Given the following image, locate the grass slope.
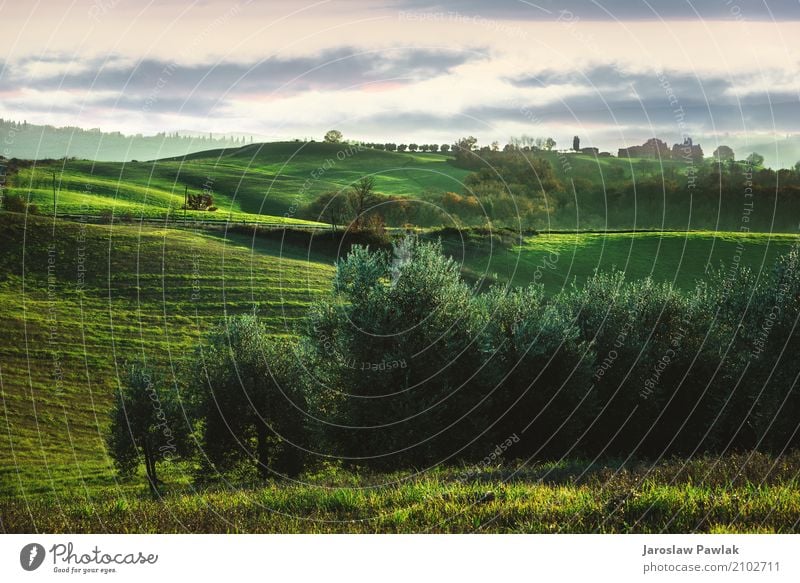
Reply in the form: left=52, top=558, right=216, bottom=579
left=445, top=230, right=799, bottom=292
left=0, top=213, right=335, bottom=498
left=1, top=213, right=797, bottom=505
left=7, top=142, right=470, bottom=223
left=3, top=453, right=798, bottom=533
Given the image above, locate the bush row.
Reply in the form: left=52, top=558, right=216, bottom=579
left=111, top=238, right=800, bottom=483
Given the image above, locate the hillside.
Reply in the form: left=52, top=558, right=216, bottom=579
left=0, top=214, right=336, bottom=497
left=2, top=213, right=797, bottom=499
left=6, top=140, right=798, bottom=231
left=0, top=119, right=256, bottom=162
left=4, top=142, right=470, bottom=224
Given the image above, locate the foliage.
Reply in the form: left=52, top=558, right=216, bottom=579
left=306, top=237, right=485, bottom=468
left=107, top=364, right=190, bottom=493
left=324, top=130, right=343, bottom=143
left=183, top=192, right=214, bottom=211
left=2, top=194, right=38, bottom=214
left=746, top=152, right=765, bottom=167
left=189, top=315, right=311, bottom=478
left=303, top=190, right=353, bottom=230
left=297, top=237, right=800, bottom=467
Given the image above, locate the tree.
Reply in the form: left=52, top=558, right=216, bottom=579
left=304, top=191, right=353, bottom=231
left=183, top=192, right=214, bottom=211
left=397, top=144, right=408, bottom=152
left=192, top=316, right=309, bottom=478
left=324, top=130, right=343, bottom=143
left=573, top=136, right=580, bottom=151
left=455, top=136, right=477, bottom=152
left=348, top=176, right=378, bottom=229
left=408, top=143, right=418, bottom=152
left=452, top=136, right=479, bottom=168
left=544, top=137, right=556, bottom=151
left=429, top=144, right=439, bottom=153
left=307, top=238, right=485, bottom=467
left=713, top=145, right=735, bottom=162
left=440, top=144, right=450, bottom=153
left=107, top=364, right=189, bottom=494
left=746, top=152, right=765, bottom=167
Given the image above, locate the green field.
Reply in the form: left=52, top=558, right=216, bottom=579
left=1, top=211, right=797, bottom=507
left=0, top=213, right=335, bottom=499
left=6, top=142, right=471, bottom=223
left=3, top=453, right=798, bottom=533
left=438, top=229, right=798, bottom=292
left=7, top=142, right=697, bottom=227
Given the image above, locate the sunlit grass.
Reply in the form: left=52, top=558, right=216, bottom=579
left=4, top=454, right=798, bottom=533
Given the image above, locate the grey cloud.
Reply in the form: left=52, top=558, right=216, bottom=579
left=391, top=0, right=800, bottom=21
left=510, top=65, right=736, bottom=110
left=495, top=65, right=800, bottom=135
left=2, top=46, right=480, bottom=97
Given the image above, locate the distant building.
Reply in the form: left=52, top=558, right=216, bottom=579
left=618, top=138, right=672, bottom=159
left=672, top=137, right=704, bottom=162
left=580, top=147, right=599, bottom=155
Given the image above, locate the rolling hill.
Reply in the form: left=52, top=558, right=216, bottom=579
left=4, top=142, right=471, bottom=225
left=2, top=211, right=797, bottom=500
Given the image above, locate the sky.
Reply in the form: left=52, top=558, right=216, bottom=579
left=1, top=0, right=799, bottom=152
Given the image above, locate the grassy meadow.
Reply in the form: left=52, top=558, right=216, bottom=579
left=1, top=210, right=797, bottom=506
left=3, top=453, right=799, bottom=533
left=7, top=142, right=470, bottom=223
left=436, top=228, right=798, bottom=291
left=0, top=213, right=335, bottom=499
left=1, top=141, right=798, bottom=533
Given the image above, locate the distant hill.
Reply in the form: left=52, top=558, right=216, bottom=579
left=0, top=119, right=256, bottom=162
left=4, top=141, right=469, bottom=223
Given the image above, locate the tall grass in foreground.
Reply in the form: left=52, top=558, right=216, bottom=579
left=3, top=452, right=799, bottom=533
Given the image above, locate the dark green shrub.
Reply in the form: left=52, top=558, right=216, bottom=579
left=307, top=237, right=486, bottom=468
left=191, top=315, right=311, bottom=478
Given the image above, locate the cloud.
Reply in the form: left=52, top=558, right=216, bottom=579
left=390, top=0, right=800, bottom=21
left=489, top=65, right=800, bottom=137
left=3, top=47, right=477, bottom=97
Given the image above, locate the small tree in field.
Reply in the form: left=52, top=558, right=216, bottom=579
left=348, top=176, right=378, bottom=230
left=192, top=315, right=309, bottom=478
left=107, top=364, right=188, bottom=494
left=305, top=191, right=352, bottom=231
left=746, top=152, right=765, bottom=167
left=324, top=130, right=343, bottom=143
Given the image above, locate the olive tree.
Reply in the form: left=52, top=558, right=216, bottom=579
left=107, top=364, right=190, bottom=494
left=192, top=315, right=310, bottom=478
left=307, top=237, right=486, bottom=467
